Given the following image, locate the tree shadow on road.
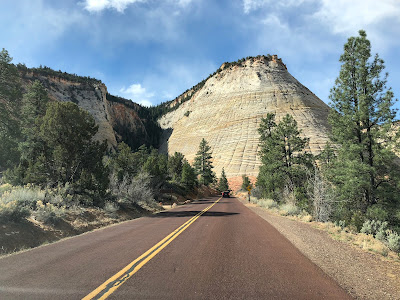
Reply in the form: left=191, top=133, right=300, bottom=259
left=151, top=211, right=239, bottom=218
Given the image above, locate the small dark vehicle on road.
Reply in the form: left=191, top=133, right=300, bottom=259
left=222, top=191, right=230, bottom=198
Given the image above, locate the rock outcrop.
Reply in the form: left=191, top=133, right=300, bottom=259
left=20, top=70, right=158, bottom=150
left=159, top=55, right=331, bottom=179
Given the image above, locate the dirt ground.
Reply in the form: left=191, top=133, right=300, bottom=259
left=238, top=197, right=400, bottom=299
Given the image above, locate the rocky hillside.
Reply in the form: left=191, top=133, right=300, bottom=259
left=158, top=55, right=331, bottom=179
left=18, top=66, right=161, bottom=150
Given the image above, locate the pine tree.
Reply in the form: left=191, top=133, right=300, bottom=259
left=181, top=160, right=197, bottom=189
left=168, top=152, right=185, bottom=181
left=15, top=102, right=109, bottom=205
left=257, top=113, right=312, bottom=201
left=19, top=80, right=49, bottom=161
left=193, top=138, right=215, bottom=186
left=0, top=49, right=22, bottom=171
left=327, top=30, right=399, bottom=214
left=218, top=168, right=229, bottom=191
left=109, top=142, right=137, bottom=181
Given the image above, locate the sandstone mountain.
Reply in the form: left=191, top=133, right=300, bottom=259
left=158, top=55, right=331, bottom=180
left=16, top=56, right=332, bottom=183
left=19, top=67, right=160, bottom=150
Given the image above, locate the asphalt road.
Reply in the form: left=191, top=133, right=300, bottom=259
left=0, top=196, right=351, bottom=299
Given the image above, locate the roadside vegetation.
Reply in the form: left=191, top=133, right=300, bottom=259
left=251, top=30, right=400, bottom=257
left=0, top=48, right=221, bottom=255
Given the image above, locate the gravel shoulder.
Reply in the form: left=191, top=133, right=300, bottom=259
left=239, top=198, right=400, bottom=300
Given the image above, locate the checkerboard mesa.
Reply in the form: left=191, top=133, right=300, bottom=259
left=158, top=55, right=330, bottom=179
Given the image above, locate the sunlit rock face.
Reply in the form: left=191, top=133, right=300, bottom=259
left=159, top=55, right=330, bottom=178
left=21, top=72, right=151, bottom=150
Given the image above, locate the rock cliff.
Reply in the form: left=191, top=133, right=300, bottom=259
left=159, top=55, right=331, bottom=179
left=19, top=69, right=159, bottom=150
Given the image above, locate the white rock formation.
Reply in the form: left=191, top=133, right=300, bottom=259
left=159, top=55, right=330, bottom=178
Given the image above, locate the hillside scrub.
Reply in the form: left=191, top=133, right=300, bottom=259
left=248, top=195, right=400, bottom=258
left=0, top=48, right=202, bottom=218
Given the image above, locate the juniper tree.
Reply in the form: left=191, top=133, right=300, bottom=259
left=13, top=102, right=109, bottom=205
left=327, top=30, right=399, bottom=215
left=194, top=138, right=215, bottom=186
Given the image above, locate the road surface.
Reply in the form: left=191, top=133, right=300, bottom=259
left=0, top=196, right=351, bottom=299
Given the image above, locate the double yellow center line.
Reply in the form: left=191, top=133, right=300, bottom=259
left=83, top=197, right=221, bottom=300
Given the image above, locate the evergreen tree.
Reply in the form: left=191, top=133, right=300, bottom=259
left=14, top=102, right=109, bottom=205
left=21, top=80, right=49, bottom=126
left=317, top=141, right=336, bottom=170
left=193, top=138, right=215, bottom=186
left=168, top=152, right=184, bottom=181
left=0, top=49, right=22, bottom=171
left=218, top=168, right=229, bottom=191
left=109, top=142, right=137, bottom=181
left=241, top=175, right=252, bottom=191
left=19, top=80, right=49, bottom=161
left=181, top=160, right=197, bottom=189
left=257, top=113, right=312, bottom=202
left=142, top=148, right=168, bottom=178
left=327, top=30, right=399, bottom=216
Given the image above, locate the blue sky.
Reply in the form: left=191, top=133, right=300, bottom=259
left=1, top=0, right=399, bottom=111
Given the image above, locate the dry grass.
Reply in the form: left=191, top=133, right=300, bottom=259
left=311, top=222, right=399, bottom=261
left=245, top=194, right=400, bottom=262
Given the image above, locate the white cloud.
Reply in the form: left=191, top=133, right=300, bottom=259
left=119, top=83, right=155, bottom=106
left=243, top=0, right=267, bottom=14
left=242, top=0, right=400, bottom=39
left=82, top=0, right=145, bottom=13
left=314, top=0, right=400, bottom=36
left=82, top=0, right=193, bottom=13
left=243, top=0, right=310, bottom=14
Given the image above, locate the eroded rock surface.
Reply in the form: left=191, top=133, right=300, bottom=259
left=21, top=72, right=154, bottom=150
left=159, top=56, right=330, bottom=178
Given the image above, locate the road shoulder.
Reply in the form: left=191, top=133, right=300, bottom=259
left=238, top=198, right=400, bottom=300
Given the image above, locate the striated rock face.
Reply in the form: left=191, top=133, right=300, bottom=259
left=20, top=71, right=154, bottom=150
left=159, top=55, right=331, bottom=178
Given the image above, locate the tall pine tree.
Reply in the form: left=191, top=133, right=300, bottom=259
left=0, top=49, right=22, bottom=171
left=257, top=113, right=312, bottom=202
left=218, top=167, right=229, bottom=191
left=327, top=30, right=399, bottom=215
left=194, top=138, right=215, bottom=186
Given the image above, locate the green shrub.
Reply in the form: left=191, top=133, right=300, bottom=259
left=1, top=186, right=45, bottom=208
left=104, top=202, right=119, bottom=218
left=375, top=229, right=386, bottom=242
left=34, top=201, right=65, bottom=225
left=366, top=205, right=388, bottom=222
left=387, top=231, right=400, bottom=253
left=350, top=211, right=365, bottom=232
left=280, top=203, right=300, bottom=216
left=259, top=199, right=278, bottom=209
left=0, top=184, right=13, bottom=197
left=0, top=185, right=46, bottom=222
left=0, top=200, right=30, bottom=222
left=360, top=220, right=388, bottom=236
left=335, top=220, right=346, bottom=229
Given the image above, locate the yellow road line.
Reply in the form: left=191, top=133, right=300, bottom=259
left=83, top=197, right=221, bottom=300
